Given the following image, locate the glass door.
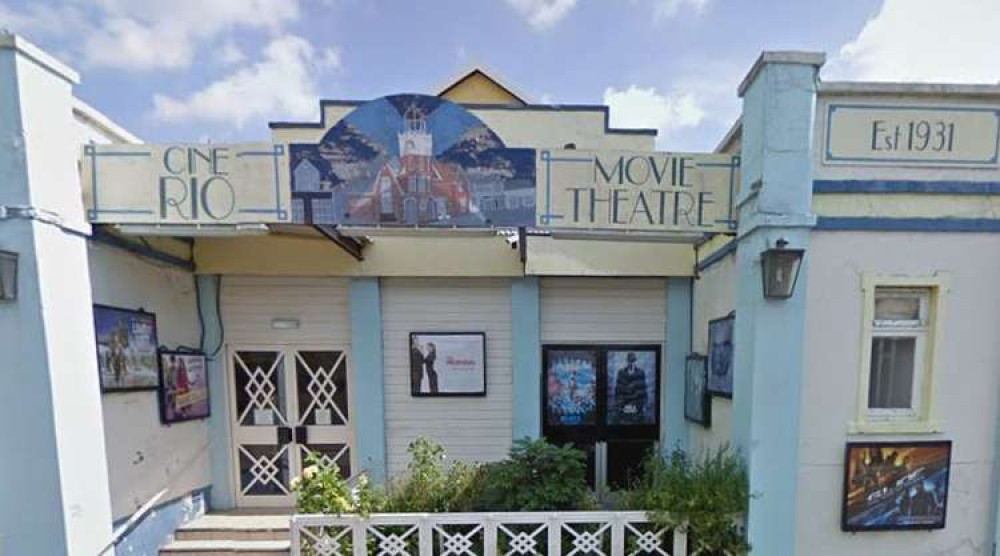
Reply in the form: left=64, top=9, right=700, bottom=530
left=229, top=346, right=352, bottom=508
left=542, top=345, right=661, bottom=490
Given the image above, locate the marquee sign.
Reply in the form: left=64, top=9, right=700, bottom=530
left=824, top=103, right=1000, bottom=167
left=537, top=149, right=740, bottom=233
left=82, top=143, right=290, bottom=224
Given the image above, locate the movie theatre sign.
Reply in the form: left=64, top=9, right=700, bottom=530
left=537, top=149, right=740, bottom=234
left=82, top=143, right=290, bottom=224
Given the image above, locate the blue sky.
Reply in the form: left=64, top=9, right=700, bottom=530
left=2, top=0, right=997, bottom=151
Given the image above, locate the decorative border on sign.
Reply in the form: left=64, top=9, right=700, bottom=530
left=85, top=145, right=155, bottom=221
left=823, top=103, right=1000, bottom=166
left=235, top=144, right=288, bottom=221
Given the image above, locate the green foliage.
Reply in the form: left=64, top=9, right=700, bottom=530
left=382, top=437, right=484, bottom=513
left=474, top=438, right=593, bottom=511
left=621, top=446, right=751, bottom=556
left=292, top=453, right=382, bottom=515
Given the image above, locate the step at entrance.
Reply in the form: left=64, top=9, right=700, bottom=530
left=161, top=514, right=291, bottom=556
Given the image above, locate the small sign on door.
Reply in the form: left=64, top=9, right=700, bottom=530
left=254, top=408, right=275, bottom=426
left=314, top=408, right=333, bottom=426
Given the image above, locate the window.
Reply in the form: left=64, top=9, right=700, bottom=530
left=854, top=274, right=947, bottom=434
left=868, top=289, right=926, bottom=416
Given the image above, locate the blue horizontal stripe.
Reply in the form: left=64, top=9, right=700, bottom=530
left=696, top=239, right=737, bottom=273
left=816, top=217, right=1000, bottom=232
left=814, top=180, right=1000, bottom=195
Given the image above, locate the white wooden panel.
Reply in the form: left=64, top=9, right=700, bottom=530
left=381, top=278, right=513, bottom=477
left=221, top=276, right=351, bottom=345
left=540, top=278, right=667, bottom=343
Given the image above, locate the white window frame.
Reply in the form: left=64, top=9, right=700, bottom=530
left=851, top=273, right=948, bottom=435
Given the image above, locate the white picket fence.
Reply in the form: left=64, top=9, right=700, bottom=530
left=291, top=511, right=687, bottom=556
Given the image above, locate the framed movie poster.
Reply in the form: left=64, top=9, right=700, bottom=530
left=684, top=354, right=710, bottom=426
left=409, top=332, right=486, bottom=396
left=707, top=314, right=734, bottom=397
left=842, top=441, right=952, bottom=531
left=94, top=305, right=159, bottom=392
left=545, top=348, right=598, bottom=426
left=606, top=349, right=658, bottom=426
left=158, top=351, right=211, bottom=423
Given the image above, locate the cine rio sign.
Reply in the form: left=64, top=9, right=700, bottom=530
left=82, top=143, right=290, bottom=225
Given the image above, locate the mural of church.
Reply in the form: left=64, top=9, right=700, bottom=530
left=289, top=94, right=536, bottom=227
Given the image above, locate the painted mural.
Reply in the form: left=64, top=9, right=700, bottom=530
left=289, top=94, right=536, bottom=227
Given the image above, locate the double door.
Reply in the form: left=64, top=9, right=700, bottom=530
left=543, top=344, right=661, bottom=490
left=228, top=346, right=353, bottom=507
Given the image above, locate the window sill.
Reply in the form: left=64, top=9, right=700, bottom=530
left=848, top=420, right=941, bottom=435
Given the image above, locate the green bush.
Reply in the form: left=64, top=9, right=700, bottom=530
left=621, top=446, right=751, bottom=556
left=475, top=438, right=593, bottom=511
left=383, top=437, right=483, bottom=513
left=292, top=453, right=382, bottom=515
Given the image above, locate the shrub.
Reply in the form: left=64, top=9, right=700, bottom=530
left=621, top=446, right=751, bottom=556
left=475, top=438, right=593, bottom=511
left=383, top=437, right=483, bottom=513
left=292, top=453, right=382, bottom=515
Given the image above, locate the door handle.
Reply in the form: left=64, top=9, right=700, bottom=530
left=277, top=426, right=292, bottom=445
left=294, top=426, right=308, bottom=445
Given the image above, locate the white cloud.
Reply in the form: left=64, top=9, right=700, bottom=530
left=151, top=35, right=339, bottom=129
left=653, top=0, right=709, bottom=22
left=505, top=0, right=578, bottom=30
left=604, top=85, right=706, bottom=145
left=829, top=0, right=1000, bottom=83
left=0, top=0, right=300, bottom=70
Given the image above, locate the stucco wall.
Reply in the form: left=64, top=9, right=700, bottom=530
left=797, top=231, right=1000, bottom=556
left=690, top=250, right=735, bottom=456
left=88, top=242, right=210, bottom=521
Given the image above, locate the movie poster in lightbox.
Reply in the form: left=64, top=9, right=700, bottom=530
left=410, top=332, right=486, bottom=396
left=545, top=349, right=598, bottom=426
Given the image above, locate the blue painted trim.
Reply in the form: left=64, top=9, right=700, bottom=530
left=695, top=238, right=737, bottom=273
left=349, top=278, right=388, bottom=483
left=511, top=277, right=542, bottom=440
left=90, top=227, right=195, bottom=272
left=199, top=275, right=235, bottom=510
left=816, top=216, right=1000, bottom=232
left=234, top=145, right=288, bottom=220
left=84, top=146, right=154, bottom=220
left=269, top=100, right=658, bottom=136
left=824, top=103, right=1000, bottom=165
left=664, top=278, right=692, bottom=454
left=814, top=179, right=1000, bottom=194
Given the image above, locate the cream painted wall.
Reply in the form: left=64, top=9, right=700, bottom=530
left=690, top=250, right=735, bottom=457
left=88, top=243, right=210, bottom=521
left=380, top=278, right=513, bottom=476
left=797, top=231, right=1000, bottom=556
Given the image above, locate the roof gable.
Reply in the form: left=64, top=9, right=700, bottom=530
left=437, top=68, right=526, bottom=106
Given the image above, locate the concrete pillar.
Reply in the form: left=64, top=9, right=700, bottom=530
left=663, top=277, right=692, bottom=454
left=199, top=274, right=236, bottom=509
left=349, top=277, right=388, bottom=482
left=511, top=277, right=541, bottom=440
left=730, top=51, right=824, bottom=556
left=0, top=33, right=115, bottom=556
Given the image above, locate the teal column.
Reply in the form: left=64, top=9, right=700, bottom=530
left=731, top=52, right=824, bottom=556
left=511, top=277, right=541, bottom=440
left=200, top=274, right=234, bottom=509
left=349, top=278, right=387, bottom=482
left=663, top=278, right=692, bottom=454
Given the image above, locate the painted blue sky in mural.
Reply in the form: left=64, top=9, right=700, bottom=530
left=2, top=0, right=995, bottom=151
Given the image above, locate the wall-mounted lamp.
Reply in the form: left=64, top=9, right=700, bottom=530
left=270, top=318, right=300, bottom=330
left=0, top=250, right=18, bottom=302
left=760, top=238, right=804, bottom=299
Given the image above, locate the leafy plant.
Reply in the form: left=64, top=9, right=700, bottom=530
left=475, top=438, right=593, bottom=511
left=383, top=437, right=483, bottom=513
left=621, top=446, right=751, bottom=556
left=292, top=453, right=382, bottom=515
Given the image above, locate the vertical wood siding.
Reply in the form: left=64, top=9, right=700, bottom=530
left=381, top=278, right=513, bottom=477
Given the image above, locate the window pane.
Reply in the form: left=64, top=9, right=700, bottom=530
left=874, top=293, right=921, bottom=321
left=868, top=337, right=916, bottom=409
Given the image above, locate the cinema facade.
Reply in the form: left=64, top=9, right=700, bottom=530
left=5, top=30, right=1000, bottom=556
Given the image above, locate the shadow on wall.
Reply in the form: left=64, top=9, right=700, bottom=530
left=113, top=490, right=206, bottom=556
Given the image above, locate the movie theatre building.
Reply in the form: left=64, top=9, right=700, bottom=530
left=6, top=32, right=1000, bottom=556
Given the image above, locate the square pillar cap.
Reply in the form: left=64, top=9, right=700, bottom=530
left=738, top=51, right=825, bottom=98
left=0, top=30, right=80, bottom=85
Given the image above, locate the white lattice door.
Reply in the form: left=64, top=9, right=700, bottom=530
left=228, top=346, right=353, bottom=508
